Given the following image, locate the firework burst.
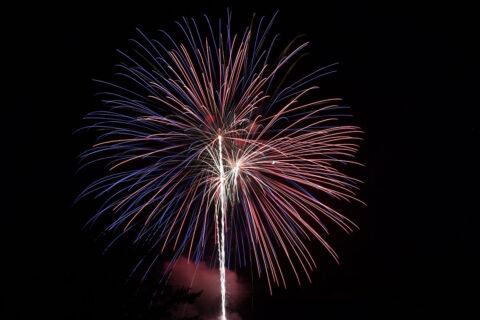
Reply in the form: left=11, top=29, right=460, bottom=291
left=77, top=10, right=364, bottom=318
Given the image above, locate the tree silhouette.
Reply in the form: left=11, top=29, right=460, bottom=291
left=120, top=273, right=202, bottom=320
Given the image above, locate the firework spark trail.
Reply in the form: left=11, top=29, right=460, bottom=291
left=217, top=135, right=227, bottom=320
left=77, top=10, right=364, bottom=319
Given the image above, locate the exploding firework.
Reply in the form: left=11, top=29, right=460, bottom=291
left=77, top=10, right=363, bottom=319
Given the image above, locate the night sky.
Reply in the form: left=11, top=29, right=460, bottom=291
left=5, top=1, right=479, bottom=319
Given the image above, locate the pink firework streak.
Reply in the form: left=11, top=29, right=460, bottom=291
left=77, top=10, right=364, bottom=319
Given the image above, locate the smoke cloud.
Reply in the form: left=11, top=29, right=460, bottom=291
left=165, top=257, right=249, bottom=319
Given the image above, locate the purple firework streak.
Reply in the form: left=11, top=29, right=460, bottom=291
left=77, top=10, right=364, bottom=318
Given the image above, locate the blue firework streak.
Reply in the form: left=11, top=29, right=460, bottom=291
left=76, top=10, right=364, bottom=296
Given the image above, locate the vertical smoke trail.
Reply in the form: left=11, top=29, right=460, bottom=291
left=217, top=135, right=227, bottom=320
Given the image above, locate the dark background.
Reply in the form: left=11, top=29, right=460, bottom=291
left=5, top=0, right=479, bottom=319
